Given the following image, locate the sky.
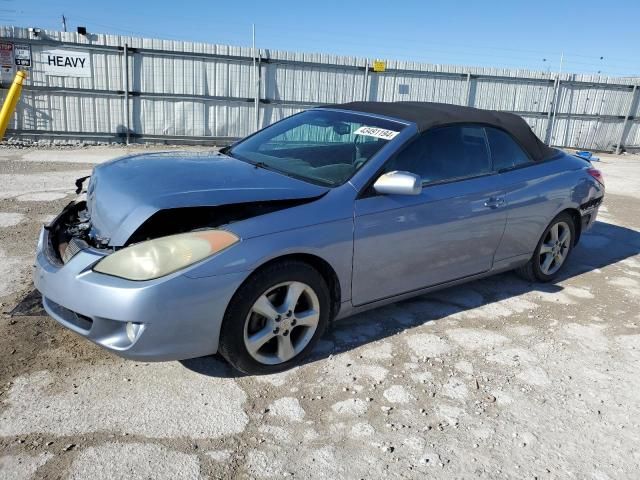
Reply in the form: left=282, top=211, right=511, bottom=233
left=4, top=0, right=640, bottom=77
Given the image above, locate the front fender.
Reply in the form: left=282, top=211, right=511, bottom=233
left=184, top=218, right=354, bottom=301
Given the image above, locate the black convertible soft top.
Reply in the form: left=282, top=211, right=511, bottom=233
left=321, top=101, right=556, bottom=162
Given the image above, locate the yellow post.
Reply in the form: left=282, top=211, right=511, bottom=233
left=0, top=70, right=27, bottom=140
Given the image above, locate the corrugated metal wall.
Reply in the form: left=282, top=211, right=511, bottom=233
left=1, top=26, right=638, bottom=151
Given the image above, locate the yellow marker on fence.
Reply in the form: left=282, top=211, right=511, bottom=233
left=372, top=60, right=386, bottom=73
left=0, top=70, right=27, bottom=140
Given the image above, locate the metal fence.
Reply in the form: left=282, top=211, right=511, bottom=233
left=1, top=25, right=638, bottom=151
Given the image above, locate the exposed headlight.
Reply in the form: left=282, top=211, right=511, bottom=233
left=93, top=230, right=239, bottom=281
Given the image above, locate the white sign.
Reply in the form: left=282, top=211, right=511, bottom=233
left=43, top=49, right=91, bottom=77
left=14, top=43, right=32, bottom=68
left=354, top=126, right=400, bottom=140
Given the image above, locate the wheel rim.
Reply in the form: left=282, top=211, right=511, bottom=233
left=539, top=221, right=571, bottom=275
left=243, top=281, right=320, bottom=365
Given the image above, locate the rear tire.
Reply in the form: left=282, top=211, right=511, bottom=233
left=517, top=212, right=575, bottom=283
left=219, top=260, right=330, bottom=375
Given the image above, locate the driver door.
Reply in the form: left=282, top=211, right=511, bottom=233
left=351, top=125, right=508, bottom=306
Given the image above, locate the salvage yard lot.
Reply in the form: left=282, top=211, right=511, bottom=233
left=0, top=146, right=639, bottom=479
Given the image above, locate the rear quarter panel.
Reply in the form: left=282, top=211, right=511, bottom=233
left=494, top=152, right=601, bottom=262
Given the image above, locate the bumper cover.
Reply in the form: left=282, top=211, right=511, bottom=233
left=33, top=227, right=247, bottom=361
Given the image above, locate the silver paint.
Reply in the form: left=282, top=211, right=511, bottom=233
left=33, top=110, right=604, bottom=362
left=373, top=171, right=422, bottom=196
left=243, top=281, right=320, bottom=365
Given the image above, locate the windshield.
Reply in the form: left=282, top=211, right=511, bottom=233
left=228, top=109, right=406, bottom=186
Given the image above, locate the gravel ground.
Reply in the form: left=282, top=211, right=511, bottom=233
left=0, top=146, right=639, bottom=479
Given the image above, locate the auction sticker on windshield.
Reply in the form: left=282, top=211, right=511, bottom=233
left=354, top=126, right=399, bottom=140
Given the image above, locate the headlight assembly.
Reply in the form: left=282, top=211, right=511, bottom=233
left=93, top=230, right=239, bottom=281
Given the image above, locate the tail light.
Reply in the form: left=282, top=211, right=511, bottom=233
left=587, top=168, right=604, bottom=187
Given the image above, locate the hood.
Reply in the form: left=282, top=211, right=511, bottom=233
left=87, top=151, right=328, bottom=246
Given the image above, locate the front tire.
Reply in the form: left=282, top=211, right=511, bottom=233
left=517, top=212, right=575, bottom=283
left=219, top=260, right=330, bottom=375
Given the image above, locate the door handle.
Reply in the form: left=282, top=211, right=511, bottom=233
left=484, top=196, right=505, bottom=209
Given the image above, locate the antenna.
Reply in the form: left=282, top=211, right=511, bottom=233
left=61, top=14, right=67, bottom=32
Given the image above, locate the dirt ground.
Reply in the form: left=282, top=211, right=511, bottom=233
left=0, top=146, right=639, bottom=480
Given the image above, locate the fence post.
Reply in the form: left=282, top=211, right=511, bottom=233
left=252, top=52, right=260, bottom=131
left=252, top=23, right=261, bottom=132
left=465, top=72, right=472, bottom=106
left=616, top=84, right=638, bottom=154
left=362, top=59, right=369, bottom=101
left=546, top=75, right=561, bottom=145
left=123, top=43, right=130, bottom=145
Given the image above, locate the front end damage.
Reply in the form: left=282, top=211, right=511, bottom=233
left=34, top=187, right=261, bottom=361
left=34, top=151, right=332, bottom=360
left=45, top=199, right=109, bottom=266
left=46, top=194, right=318, bottom=269
left=125, top=199, right=316, bottom=246
left=35, top=214, right=248, bottom=360
left=34, top=180, right=327, bottom=361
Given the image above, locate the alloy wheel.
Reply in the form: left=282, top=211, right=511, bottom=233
left=539, top=221, right=571, bottom=276
left=243, top=281, right=320, bottom=365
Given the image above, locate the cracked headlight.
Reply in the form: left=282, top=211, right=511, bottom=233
left=94, top=230, right=239, bottom=281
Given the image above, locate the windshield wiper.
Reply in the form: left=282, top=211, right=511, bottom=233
left=249, top=160, right=314, bottom=183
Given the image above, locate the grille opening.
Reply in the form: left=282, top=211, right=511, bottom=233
left=45, top=298, right=93, bottom=331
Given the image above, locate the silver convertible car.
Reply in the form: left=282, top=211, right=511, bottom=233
left=34, top=102, right=604, bottom=374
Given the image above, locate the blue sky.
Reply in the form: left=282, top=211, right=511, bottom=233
left=6, top=0, right=640, bottom=77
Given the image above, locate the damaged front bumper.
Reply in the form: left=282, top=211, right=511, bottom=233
left=33, top=225, right=247, bottom=361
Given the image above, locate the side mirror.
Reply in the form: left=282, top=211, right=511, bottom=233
left=373, top=171, right=422, bottom=195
